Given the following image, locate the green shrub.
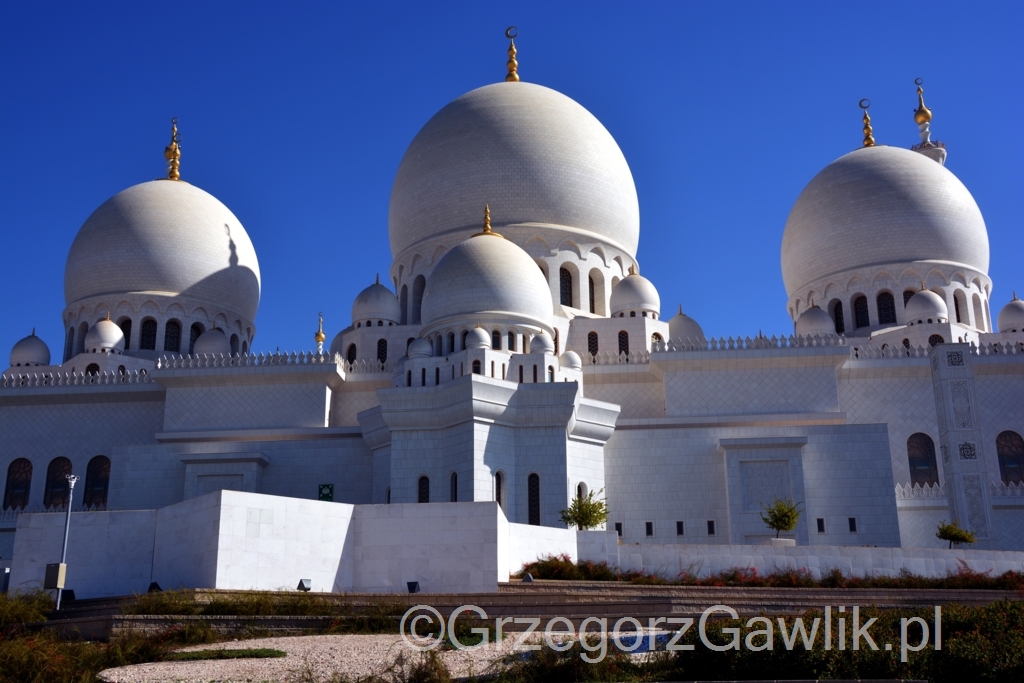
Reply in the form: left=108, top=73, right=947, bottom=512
left=0, top=590, right=54, bottom=631
left=938, top=520, right=978, bottom=549
left=759, top=497, right=804, bottom=538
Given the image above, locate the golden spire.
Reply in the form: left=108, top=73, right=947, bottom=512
left=914, top=78, right=932, bottom=125
left=164, top=117, right=181, bottom=180
left=505, top=27, right=519, bottom=82
left=627, top=264, right=637, bottom=276
left=473, top=204, right=504, bottom=238
left=315, top=312, right=326, bottom=344
left=859, top=99, right=875, bottom=147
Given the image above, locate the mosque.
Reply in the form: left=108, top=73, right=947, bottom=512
left=2, top=35, right=1023, bottom=596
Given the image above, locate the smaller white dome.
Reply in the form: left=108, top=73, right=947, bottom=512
left=10, top=331, right=50, bottom=367
left=795, top=305, right=836, bottom=336
left=559, top=350, right=582, bottom=370
left=997, top=294, right=1024, bottom=332
left=905, top=290, right=948, bottom=324
left=610, top=271, right=660, bottom=317
left=465, top=327, right=491, bottom=349
left=530, top=331, right=555, bottom=354
left=193, top=328, right=231, bottom=356
left=668, top=307, right=706, bottom=342
left=84, top=318, right=125, bottom=353
left=352, top=279, right=401, bottom=324
left=408, top=337, right=433, bottom=358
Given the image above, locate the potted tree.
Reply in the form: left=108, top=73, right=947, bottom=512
left=759, top=497, right=803, bottom=546
left=560, top=488, right=609, bottom=530
left=936, top=520, right=977, bottom=549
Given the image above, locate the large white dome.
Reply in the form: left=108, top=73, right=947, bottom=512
left=420, top=234, right=552, bottom=333
left=781, top=146, right=989, bottom=296
left=389, top=82, right=640, bottom=260
left=65, top=180, right=261, bottom=321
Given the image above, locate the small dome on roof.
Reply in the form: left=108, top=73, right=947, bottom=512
left=530, top=331, right=555, bottom=354
left=408, top=337, right=433, bottom=358
left=997, top=294, right=1024, bottom=332
left=193, top=328, right=231, bottom=356
left=465, top=326, right=491, bottom=349
left=83, top=318, right=125, bottom=353
left=610, top=270, right=660, bottom=317
left=668, top=306, right=706, bottom=342
left=9, top=331, right=50, bottom=367
left=559, top=349, right=582, bottom=370
left=905, top=289, right=948, bottom=324
left=352, top=278, right=401, bottom=324
left=795, top=305, right=836, bottom=336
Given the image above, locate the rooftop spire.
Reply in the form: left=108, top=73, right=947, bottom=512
left=315, top=312, right=326, bottom=344
left=164, top=118, right=181, bottom=180
left=859, top=99, right=875, bottom=147
left=473, top=204, right=504, bottom=238
left=375, top=273, right=380, bottom=285
left=913, top=78, right=932, bottom=125
left=909, top=78, right=947, bottom=164
left=505, top=27, right=519, bottom=82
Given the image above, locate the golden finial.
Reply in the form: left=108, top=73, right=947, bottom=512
left=473, top=204, right=504, bottom=238
left=505, top=27, right=519, bottom=82
left=164, top=117, right=181, bottom=180
left=914, top=78, right=932, bottom=125
left=627, top=264, right=637, bottom=276
left=105, top=312, right=111, bottom=321
left=315, top=312, right=326, bottom=344
left=859, top=99, right=875, bottom=148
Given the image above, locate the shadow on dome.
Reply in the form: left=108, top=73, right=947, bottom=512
left=179, top=264, right=261, bottom=322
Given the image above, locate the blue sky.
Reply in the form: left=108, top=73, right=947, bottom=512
left=2, top=1, right=1021, bottom=357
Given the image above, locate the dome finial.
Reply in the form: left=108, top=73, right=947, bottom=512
left=105, top=311, right=111, bottom=321
left=678, top=304, right=683, bottom=315
left=859, top=99, right=875, bottom=148
left=473, top=204, right=504, bottom=238
left=375, top=273, right=380, bottom=285
left=505, top=27, right=520, bottom=82
left=627, top=264, right=637, bottom=276
left=315, top=312, right=326, bottom=344
left=164, top=117, right=181, bottom=180
left=1014, top=291, right=1019, bottom=301
left=913, top=78, right=932, bottom=126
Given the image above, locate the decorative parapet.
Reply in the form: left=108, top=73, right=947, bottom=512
left=1, top=370, right=152, bottom=388
left=895, top=482, right=947, bottom=500
left=655, top=333, right=847, bottom=353
left=584, top=350, right=651, bottom=365
left=973, top=340, right=1024, bottom=357
left=990, top=480, right=1024, bottom=498
left=0, top=504, right=108, bottom=523
left=155, top=351, right=397, bottom=375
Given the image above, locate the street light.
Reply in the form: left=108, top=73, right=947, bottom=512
left=56, top=474, right=79, bottom=610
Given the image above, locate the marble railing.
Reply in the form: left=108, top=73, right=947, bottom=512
left=990, top=480, right=1024, bottom=498
left=895, top=482, right=947, bottom=500
left=655, top=333, right=847, bottom=354
left=1, top=370, right=152, bottom=388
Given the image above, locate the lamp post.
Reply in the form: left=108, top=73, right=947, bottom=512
left=56, top=474, right=79, bottom=610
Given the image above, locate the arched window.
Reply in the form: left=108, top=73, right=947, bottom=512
left=953, top=290, right=967, bottom=324
left=527, top=473, right=541, bottom=526
left=588, top=276, right=596, bottom=314
left=3, top=458, right=32, bottom=510
left=928, top=334, right=944, bottom=347
left=472, top=360, right=482, bottom=374
left=519, top=365, right=524, bottom=383
left=461, top=330, right=469, bottom=350
left=435, top=367, right=440, bottom=385
left=230, top=333, right=240, bottom=355
left=507, top=331, right=517, bottom=352
left=972, top=293, right=985, bottom=331
left=450, top=472, right=458, bottom=502
left=559, top=268, right=573, bottom=307
left=829, top=300, right=845, bottom=335
left=346, top=344, right=357, bottom=363
left=587, top=332, right=599, bottom=357
left=83, top=455, right=110, bottom=509
left=77, top=321, right=88, bottom=355
left=853, top=295, right=870, bottom=328
left=400, top=285, right=409, bottom=325
left=876, top=292, right=896, bottom=325
left=418, top=476, right=429, bottom=503
left=85, top=363, right=100, bottom=375
left=119, top=319, right=133, bottom=351
left=241, top=340, right=248, bottom=355
left=421, top=367, right=426, bottom=386
left=651, top=333, right=664, bottom=349
left=902, top=338, right=911, bottom=352
left=446, top=332, right=455, bottom=354
left=576, top=482, right=587, bottom=500
left=495, top=471, right=505, bottom=512
left=492, top=330, right=502, bottom=350
left=907, top=433, right=939, bottom=486
left=377, top=320, right=383, bottom=327
left=188, top=323, right=204, bottom=354
left=547, top=365, right=554, bottom=382
left=139, top=319, right=157, bottom=351
left=64, top=326, right=75, bottom=362
left=618, top=331, right=629, bottom=356
left=533, top=365, right=538, bottom=383
left=406, top=370, right=411, bottom=387
left=385, top=487, right=391, bottom=504
left=997, top=431, right=1024, bottom=485
left=43, top=457, right=73, bottom=508
left=377, top=339, right=388, bottom=364
left=164, top=320, right=182, bottom=353
left=434, top=336, right=443, bottom=356
left=629, top=311, right=636, bottom=317
left=412, top=275, right=426, bottom=325
left=118, top=365, right=125, bottom=375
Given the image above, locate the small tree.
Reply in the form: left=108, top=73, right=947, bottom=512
left=936, top=520, right=977, bottom=549
left=560, top=488, right=609, bottom=530
left=759, top=497, right=804, bottom=538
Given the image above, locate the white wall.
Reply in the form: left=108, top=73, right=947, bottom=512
left=508, top=522, right=577, bottom=574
